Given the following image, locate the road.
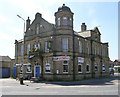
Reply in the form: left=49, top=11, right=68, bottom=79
left=0, top=73, right=119, bottom=95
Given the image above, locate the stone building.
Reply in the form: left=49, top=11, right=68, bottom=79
left=15, top=4, right=109, bottom=80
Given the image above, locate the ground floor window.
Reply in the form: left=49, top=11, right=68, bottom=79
left=45, top=61, right=51, bottom=73
left=86, top=63, right=90, bottom=73
left=63, top=61, right=68, bottom=73
left=102, top=64, right=105, bottom=72
left=20, top=66, right=23, bottom=73
left=95, top=64, right=98, bottom=72
left=78, top=64, right=82, bottom=73
left=26, top=65, right=32, bottom=73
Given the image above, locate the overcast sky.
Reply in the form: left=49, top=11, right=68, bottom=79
left=0, top=0, right=119, bottom=61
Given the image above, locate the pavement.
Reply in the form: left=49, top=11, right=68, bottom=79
left=0, top=73, right=120, bottom=95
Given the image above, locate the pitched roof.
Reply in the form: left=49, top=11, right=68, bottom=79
left=0, top=56, right=11, bottom=62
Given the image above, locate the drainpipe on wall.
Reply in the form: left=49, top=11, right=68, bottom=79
left=72, top=30, right=75, bottom=80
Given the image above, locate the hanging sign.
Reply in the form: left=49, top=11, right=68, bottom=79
left=53, top=56, right=70, bottom=61
left=78, top=57, right=84, bottom=63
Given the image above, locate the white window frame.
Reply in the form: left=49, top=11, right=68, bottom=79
left=27, top=43, right=30, bottom=55
left=21, top=45, right=23, bottom=56
left=63, top=61, right=68, bottom=74
left=57, top=17, right=60, bottom=26
left=62, top=38, right=68, bottom=52
left=79, top=41, right=82, bottom=53
left=26, top=65, right=32, bottom=73
left=63, top=17, right=67, bottom=25
left=78, top=64, right=82, bottom=73
left=45, top=61, right=51, bottom=73
left=86, top=63, right=90, bottom=73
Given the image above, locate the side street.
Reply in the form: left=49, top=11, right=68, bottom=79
left=1, top=73, right=119, bottom=95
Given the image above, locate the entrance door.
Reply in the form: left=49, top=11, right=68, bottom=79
left=34, top=66, right=40, bottom=78
left=13, top=66, right=16, bottom=78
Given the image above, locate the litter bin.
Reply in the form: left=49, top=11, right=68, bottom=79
left=20, top=77, right=23, bottom=85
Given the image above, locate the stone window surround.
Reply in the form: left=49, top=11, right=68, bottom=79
left=86, top=63, right=90, bottom=73
left=63, top=60, right=69, bottom=74
left=26, top=65, right=32, bottom=73
left=45, top=61, right=51, bottom=73
left=78, top=64, right=82, bottom=73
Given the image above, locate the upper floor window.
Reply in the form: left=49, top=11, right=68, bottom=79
left=34, top=43, right=37, bottom=49
left=36, top=24, right=39, bottom=34
left=63, top=17, right=67, bottom=25
left=87, top=43, right=89, bottom=55
left=38, top=43, right=40, bottom=50
left=62, top=38, right=68, bottom=52
left=79, top=41, right=82, bottom=53
left=45, top=41, right=49, bottom=53
left=97, top=47, right=99, bottom=55
left=57, top=18, right=60, bottom=26
left=69, top=18, right=72, bottom=26
left=27, top=44, right=30, bottom=55
left=94, top=46, right=96, bottom=56
left=21, top=45, right=23, bottom=56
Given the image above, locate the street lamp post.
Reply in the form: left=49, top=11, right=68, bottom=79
left=17, top=14, right=25, bottom=85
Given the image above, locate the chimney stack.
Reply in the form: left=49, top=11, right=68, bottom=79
left=26, top=17, right=31, bottom=31
left=81, top=23, right=87, bottom=32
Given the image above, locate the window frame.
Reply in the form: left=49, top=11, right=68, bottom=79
left=45, top=61, right=51, bottom=73
left=57, top=17, right=60, bottom=26
left=79, top=41, right=82, bottom=53
left=62, top=38, right=68, bottom=52
left=78, top=64, right=82, bottom=73
left=63, top=60, right=68, bottom=74
left=63, top=17, right=67, bottom=26
left=86, top=63, right=90, bottom=73
left=26, top=65, right=32, bottom=73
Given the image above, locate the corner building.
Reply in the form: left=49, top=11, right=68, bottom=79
left=15, top=4, right=109, bottom=80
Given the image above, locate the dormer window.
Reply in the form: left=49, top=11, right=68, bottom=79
left=63, top=17, right=67, bottom=25
left=57, top=18, right=60, bottom=26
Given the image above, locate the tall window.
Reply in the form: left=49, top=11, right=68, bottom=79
left=36, top=24, right=39, bottom=34
left=102, top=64, right=105, bottom=72
left=26, top=65, right=32, bottom=73
left=87, top=43, right=89, bottom=55
left=86, top=63, right=90, bottom=73
left=63, top=17, right=67, bottom=25
left=97, top=47, right=99, bottom=55
left=57, top=18, right=60, bottom=26
left=63, top=61, right=68, bottom=73
left=34, top=43, right=37, bottom=49
left=27, top=44, right=30, bottom=55
left=62, top=38, right=68, bottom=52
left=38, top=43, right=40, bottom=50
left=45, top=41, right=49, bottom=52
left=94, top=46, right=96, bottom=56
left=69, top=18, right=72, bottom=26
left=95, top=63, right=98, bottom=72
left=21, top=45, right=23, bottom=56
left=45, top=61, right=51, bottom=73
left=79, top=41, right=82, bottom=53
left=78, top=64, right=82, bottom=73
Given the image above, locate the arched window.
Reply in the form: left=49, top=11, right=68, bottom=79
left=86, top=63, right=90, bottom=73
left=57, top=18, right=60, bottom=26
left=79, top=41, right=82, bottom=53
left=63, top=17, right=67, bottom=25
